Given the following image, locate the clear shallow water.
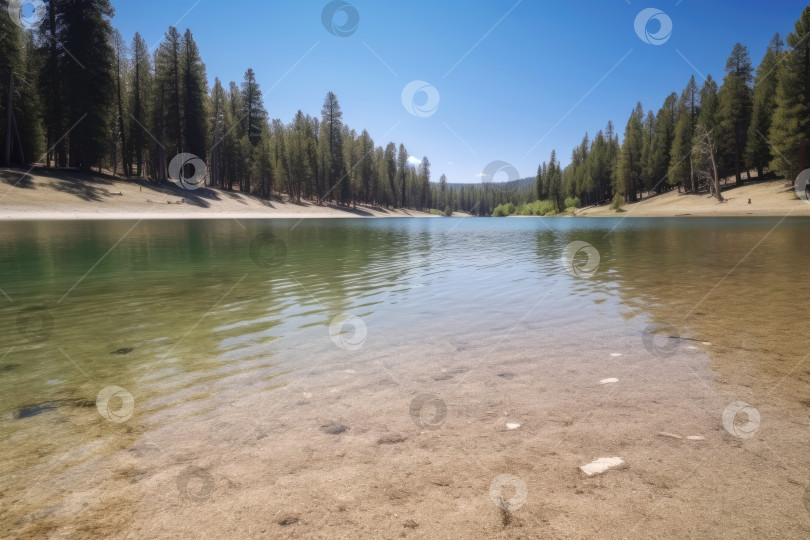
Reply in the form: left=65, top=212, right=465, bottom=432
left=2, top=216, right=810, bottom=419
left=2, top=216, right=810, bottom=534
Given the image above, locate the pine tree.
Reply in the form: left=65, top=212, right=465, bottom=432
left=669, top=77, right=700, bottom=192
left=617, top=103, right=644, bottom=201
left=535, top=162, right=544, bottom=201
left=304, top=114, right=319, bottom=200
left=269, top=118, right=286, bottom=196
left=128, top=32, right=152, bottom=177
left=110, top=29, right=128, bottom=176
left=698, top=76, right=720, bottom=132
left=649, top=93, right=677, bottom=192
left=225, top=81, right=246, bottom=190
left=155, top=26, right=182, bottom=160
left=547, top=149, right=563, bottom=209
left=208, top=77, right=228, bottom=188
left=320, top=91, right=347, bottom=203
left=746, top=34, right=783, bottom=178
left=640, top=110, right=656, bottom=192
left=384, top=142, right=397, bottom=207
left=37, top=0, right=65, bottom=166
left=2, top=6, right=42, bottom=165
left=182, top=30, right=208, bottom=163
left=241, top=68, right=266, bottom=147
left=60, top=0, right=116, bottom=172
left=17, top=31, right=43, bottom=164
left=769, top=7, right=810, bottom=180
left=396, top=143, right=408, bottom=207
left=719, top=43, right=754, bottom=185
left=438, top=173, right=448, bottom=209
left=419, top=156, right=431, bottom=210
left=252, top=122, right=273, bottom=198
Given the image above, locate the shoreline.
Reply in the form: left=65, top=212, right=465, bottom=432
left=0, top=167, right=445, bottom=221
left=2, top=168, right=808, bottom=220
left=573, top=176, right=810, bottom=218
left=0, top=211, right=444, bottom=221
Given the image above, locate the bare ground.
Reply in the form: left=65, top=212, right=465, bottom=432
left=576, top=174, right=810, bottom=217
left=0, top=167, right=445, bottom=220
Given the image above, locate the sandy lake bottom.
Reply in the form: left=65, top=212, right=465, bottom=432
left=2, top=217, right=810, bottom=539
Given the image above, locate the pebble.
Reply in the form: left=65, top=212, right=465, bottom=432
left=610, top=353, right=622, bottom=357
left=599, top=378, right=619, bottom=384
left=658, top=432, right=706, bottom=441
left=580, top=457, right=624, bottom=476
left=506, top=423, right=521, bottom=430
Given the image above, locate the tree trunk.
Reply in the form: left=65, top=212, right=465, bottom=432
left=710, top=145, right=722, bottom=201
left=157, top=145, right=167, bottom=181
left=690, top=156, right=696, bottom=193
left=734, top=133, right=743, bottom=186
left=4, top=70, right=12, bottom=166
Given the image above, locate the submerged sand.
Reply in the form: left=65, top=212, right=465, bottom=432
left=5, top=311, right=810, bottom=539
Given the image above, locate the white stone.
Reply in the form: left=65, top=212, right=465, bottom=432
left=506, top=423, right=521, bottom=430
left=599, top=378, right=619, bottom=384
left=580, top=457, right=624, bottom=476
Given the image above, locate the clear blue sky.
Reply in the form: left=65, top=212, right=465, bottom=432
left=111, top=0, right=807, bottom=183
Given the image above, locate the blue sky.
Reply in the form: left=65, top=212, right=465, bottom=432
left=111, top=0, right=807, bottom=183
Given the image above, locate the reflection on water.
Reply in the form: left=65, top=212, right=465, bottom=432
left=1, top=216, right=809, bottom=535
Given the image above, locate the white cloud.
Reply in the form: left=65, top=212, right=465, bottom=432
left=407, top=156, right=421, bottom=166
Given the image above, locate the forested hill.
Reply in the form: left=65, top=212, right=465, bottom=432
left=1, top=3, right=808, bottom=218
left=444, top=177, right=535, bottom=192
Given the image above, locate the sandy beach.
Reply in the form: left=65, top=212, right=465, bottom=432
left=576, top=175, right=810, bottom=217
left=3, top=168, right=809, bottom=220
left=0, top=168, right=442, bottom=220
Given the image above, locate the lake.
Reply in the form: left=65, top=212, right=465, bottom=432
left=2, top=217, right=809, bottom=538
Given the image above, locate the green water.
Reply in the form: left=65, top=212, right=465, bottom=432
left=2, top=216, right=810, bottom=417
left=2, top=216, right=810, bottom=534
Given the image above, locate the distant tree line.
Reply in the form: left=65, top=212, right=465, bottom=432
left=0, top=0, right=435, bottom=210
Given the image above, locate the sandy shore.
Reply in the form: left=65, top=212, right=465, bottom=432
left=0, top=167, right=444, bottom=220
left=576, top=176, right=810, bottom=217
left=4, top=167, right=808, bottom=220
